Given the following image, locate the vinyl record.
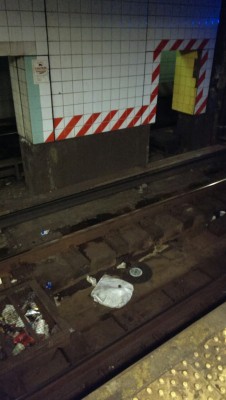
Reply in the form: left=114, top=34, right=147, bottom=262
left=122, top=262, right=152, bottom=284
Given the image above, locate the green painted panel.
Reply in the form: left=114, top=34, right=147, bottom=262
left=159, top=51, right=177, bottom=83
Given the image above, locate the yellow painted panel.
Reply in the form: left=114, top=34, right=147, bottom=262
left=172, top=51, right=198, bottom=115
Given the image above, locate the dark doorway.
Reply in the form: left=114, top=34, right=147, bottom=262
left=0, top=57, right=22, bottom=182
left=0, top=57, right=19, bottom=158
left=149, top=51, right=179, bottom=160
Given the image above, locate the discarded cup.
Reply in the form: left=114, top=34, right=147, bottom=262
left=12, top=343, right=25, bottom=356
left=35, top=318, right=45, bottom=335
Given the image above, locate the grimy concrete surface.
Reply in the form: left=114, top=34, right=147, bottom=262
left=1, top=169, right=226, bottom=398
left=2, top=144, right=226, bottom=259
left=84, top=303, right=226, bottom=400
left=0, top=144, right=225, bottom=214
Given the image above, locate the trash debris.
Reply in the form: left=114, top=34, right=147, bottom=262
left=2, top=305, right=25, bottom=328
left=22, top=294, right=49, bottom=339
left=25, top=309, right=41, bottom=318
left=138, top=183, right=148, bottom=194
left=139, top=243, right=169, bottom=262
left=12, top=343, right=25, bottom=356
left=86, top=275, right=97, bottom=287
left=13, top=331, right=35, bottom=347
left=41, top=229, right=50, bottom=236
left=34, top=317, right=47, bottom=336
left=116, top=261, right=127, bottom=269
left=45, top=281, right=53, bottom=290
left=51, top=324, right=60, bottom=335
left=0, top=291, right=51, bottom=359
left=91, top=275, right=134, bottom=309
left=10, top=278, right=18, bottom=284
left=0, top=278, right=2, bottom=285
left=54, top=294, right=62, bottom=307
left=211, top=210, right=226, bottom=221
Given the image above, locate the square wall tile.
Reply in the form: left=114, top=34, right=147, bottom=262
left=22, top=27, right=35, bottom=41
left=0, top=11, right=7, bottom=26
left=32, top=0, right=45, bottom=11
left=7, top=11, right=21, bottom=26
left=19, top=0, right=32, bottom=10
left=52, top=82, right=62, bottom=95
left=36, top=41, right=48, bottom=54
left=48, top=27, right=60, bottom=41
left=35, top=27, right=47, bottom=41
left=50, top=68, right=62, bottom=81
left=0, top=27, right=9, bottom=41
left=9, top=27, right=22, bottom=41
left=61, top=55, right=72, bottom=68
left=62, top=68, right=72, bottom=81
left=52, top=94, right=63, bottom=106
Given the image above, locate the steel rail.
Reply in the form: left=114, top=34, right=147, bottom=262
left=1, top=149, right=226, bottom=229
left=2, top=159, right=226, bottom=399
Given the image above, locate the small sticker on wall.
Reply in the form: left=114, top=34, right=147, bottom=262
left=32, top=59, right=49, bottom=84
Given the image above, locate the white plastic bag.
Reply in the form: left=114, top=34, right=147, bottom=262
left=91, top=274, right=134, bottom=309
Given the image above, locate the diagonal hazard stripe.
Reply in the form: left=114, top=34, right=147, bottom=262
left=45, top=117, right=63, bottom=142
left=54, top=117, right=63, bottom=128
left=170, top=39, right=184, bottom=51
left=76, top=113, right=101, bottom=137
left=153, top=39, right=169, bottom=61
left=195, top=97, right=207, bottom=114
left=195, top=89, right=204, bottom=105
left=94, top=110, right=118, bottom=134
left=45, top=131, right=55, bottom=143
left=150, top=86, right=159, bottom=102
left=200, top=51, right=208, bottom=68
left=197, top=71, right=206, bottom=87
left=198, top=39, right=209, bottom=50
left=127, top=105, right=148, bottom=128
left=185, top=39, right=197, bottom=51
left=57, top=115, right=82, bottom=140
left=111, top=108, right=134, bottom=131
left=152, top=64, right=160, bottom=83
left=142, top=105, right=157, bottom=125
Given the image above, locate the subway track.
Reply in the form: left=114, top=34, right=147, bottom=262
left=1, top=152, right=226, bottom=399
left=1, top=145, right=226, bottom=230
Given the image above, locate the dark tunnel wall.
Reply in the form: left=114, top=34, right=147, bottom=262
left=174, top=1, right=225, bottom=151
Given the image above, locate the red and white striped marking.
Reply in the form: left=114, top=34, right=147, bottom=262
left=46, top=38, right=211, bottom=142
left=150, top=38, right=210, bottom=117
left=194, top=50, right=209, bottom=114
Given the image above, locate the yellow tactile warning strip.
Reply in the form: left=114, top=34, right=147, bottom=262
left=132, top=361, right=221, bottom=400
left=133, top=329, right=226, bottom=400
left=84, top=304, right=226, bottom=400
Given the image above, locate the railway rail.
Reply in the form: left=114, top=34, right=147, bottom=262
left=1, top=145, right=226, bottom=230
left=1, top=149, right=226, bottom=399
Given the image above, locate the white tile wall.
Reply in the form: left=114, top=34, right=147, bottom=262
left=9, top=56, right=33, bottom=142
left=0, top=0, right=222, bottom=141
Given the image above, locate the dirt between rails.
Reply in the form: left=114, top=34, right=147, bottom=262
left=1, top=182, right=226, bottom=399
left=2, top=148, right=226, bottom=262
